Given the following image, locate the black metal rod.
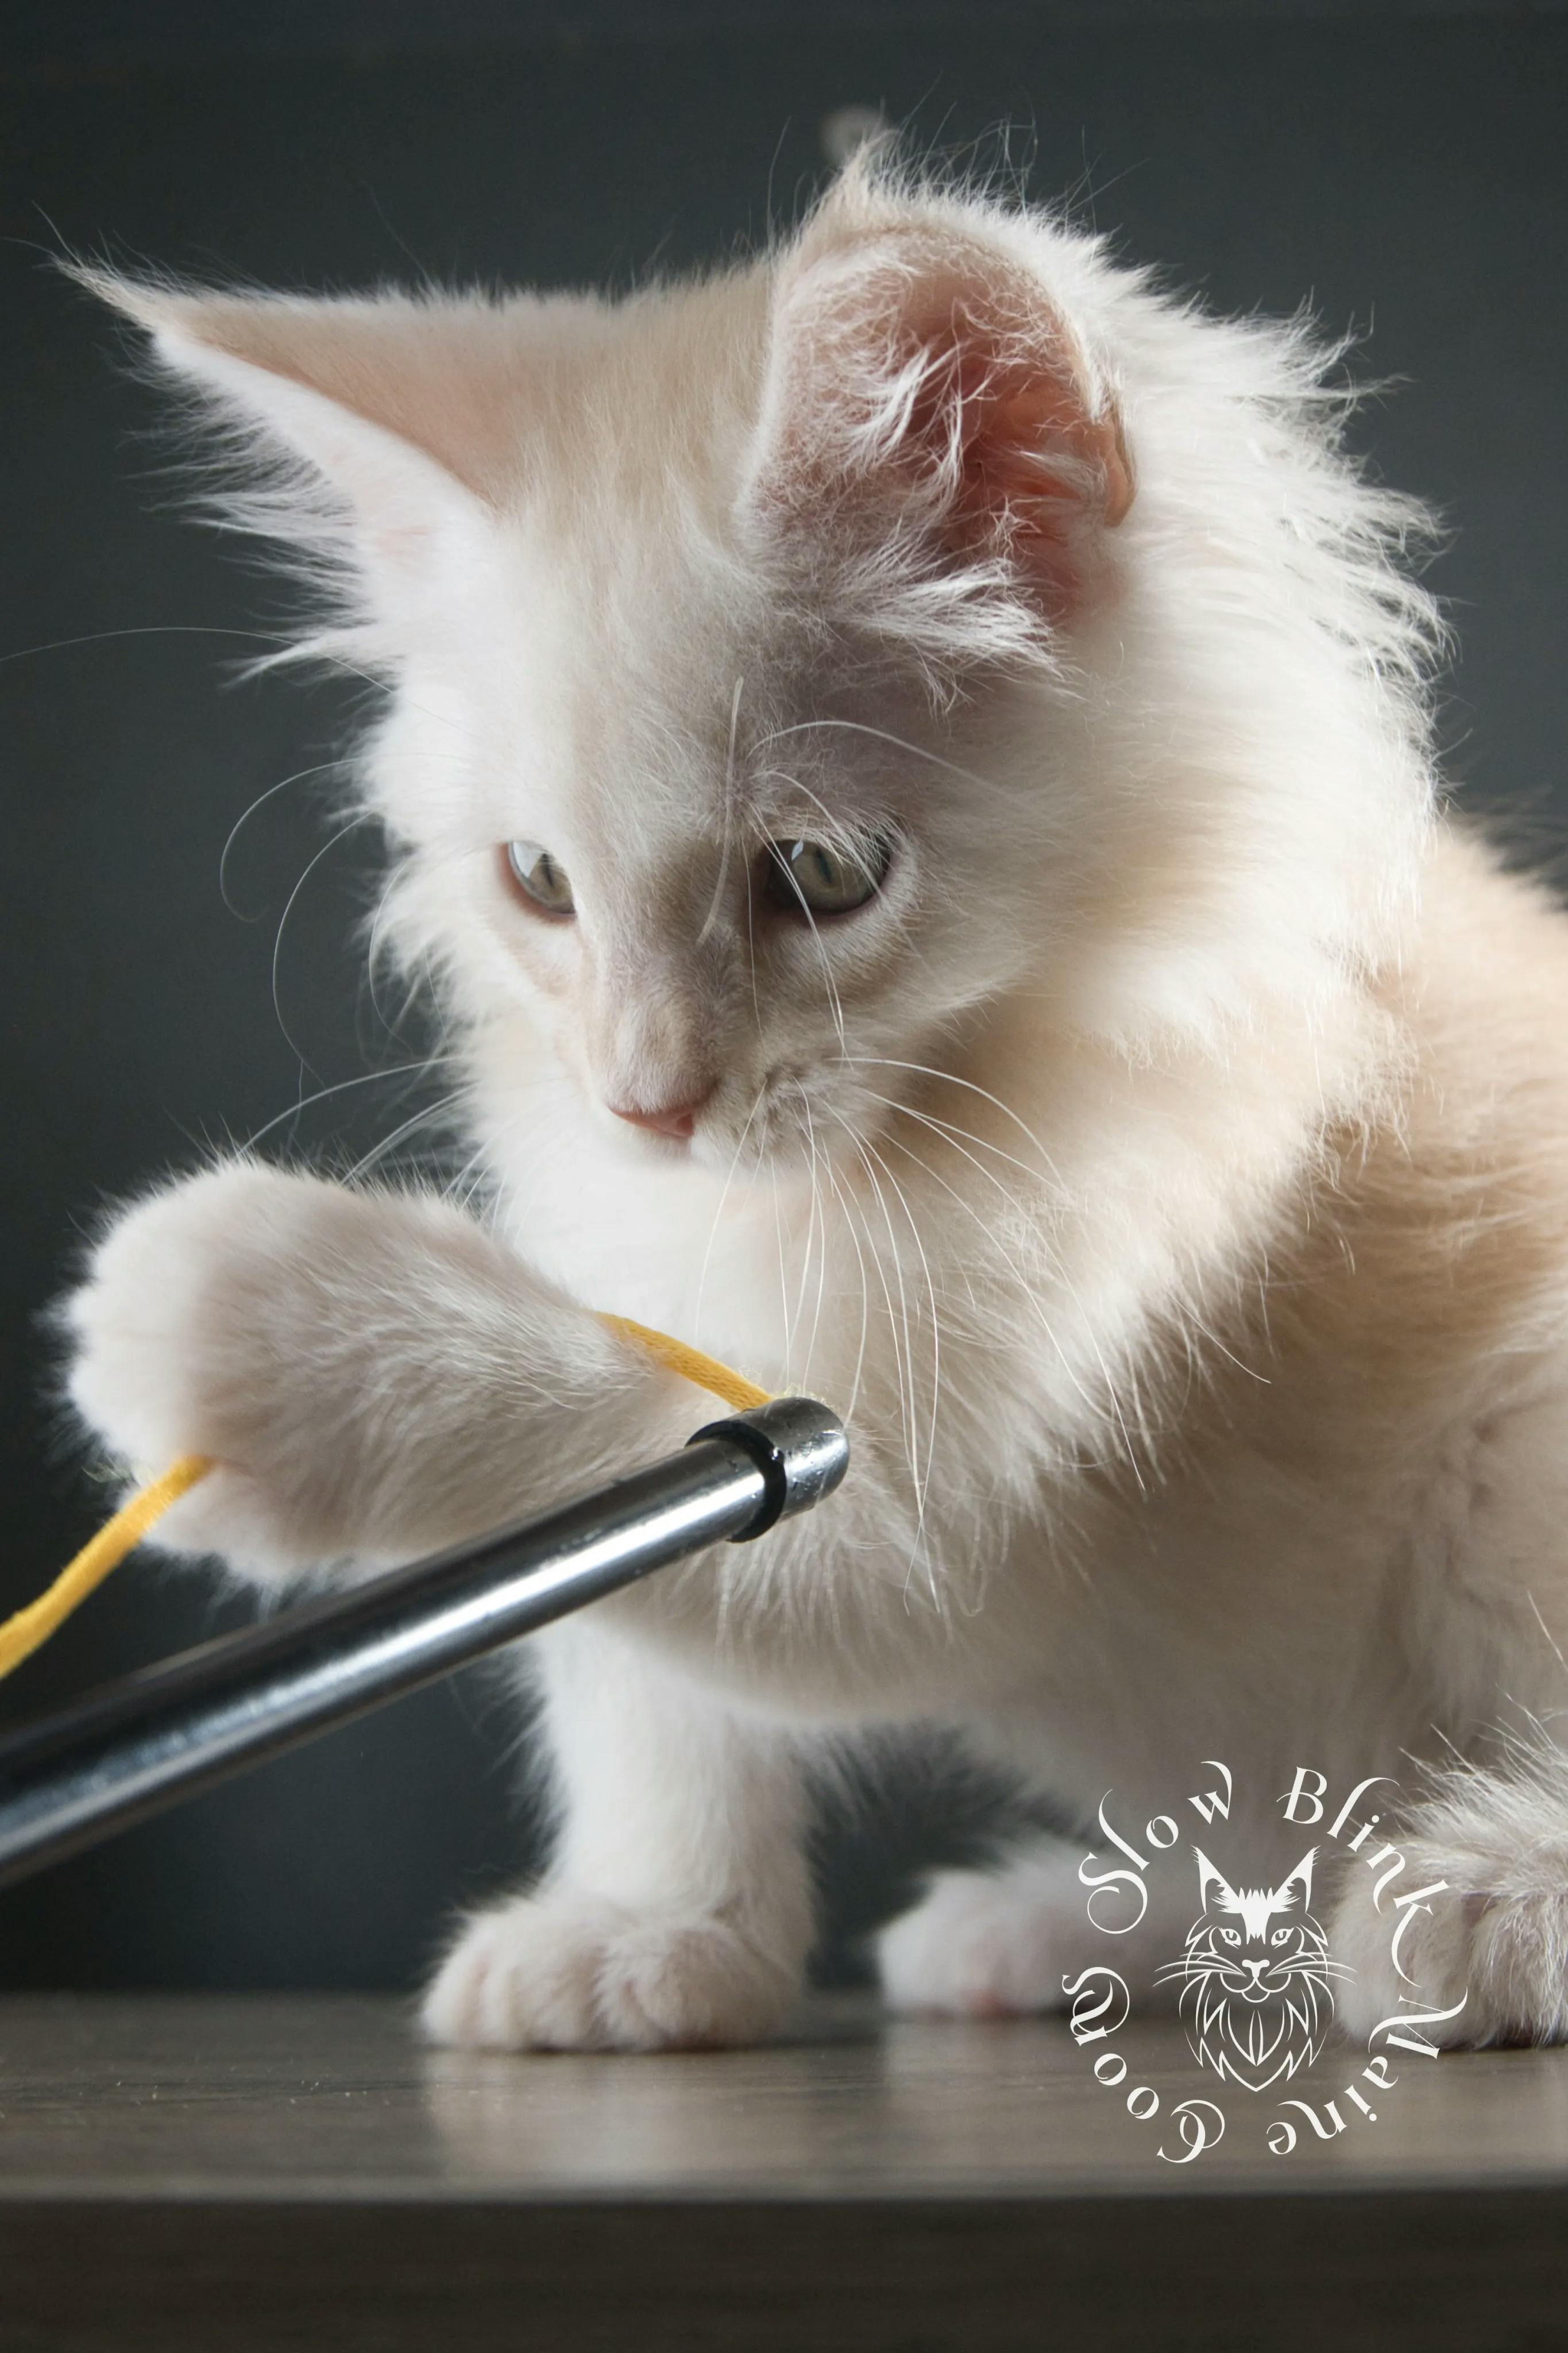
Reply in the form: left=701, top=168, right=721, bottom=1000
left=0, top=1398, right=848, bottom=1892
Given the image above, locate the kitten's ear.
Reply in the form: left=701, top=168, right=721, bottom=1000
left=1277, top=1847, right=1318, bottom=1911
left=744, top=197, right=1133, bottom=639
left=1194, top=1849, right=1239, bottom=1915
left=75, top=269, right=522, bottom=602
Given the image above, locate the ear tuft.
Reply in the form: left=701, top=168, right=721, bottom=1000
left=69, top=264, right=536, bottom=642
left=73, top=264, right=530, bottom=505
left=1194, top=1849, right=1240, bottom=1912
left=1280, top=1847, right=1318, bottom=1908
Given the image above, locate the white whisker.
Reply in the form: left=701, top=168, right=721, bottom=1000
left=770, top=1158, right=791, bottom=1385
left=823, top=1108, right=922, bottom=1565
left=875, top=1126, right=1106, bottom=1452
left=859, top=1128, right=941, bottom=1561
left=219, top=758, right=345, bottom=918
left=833, top=1054, right=1067, bottom=1189
left=696, top=674, right=746, bottom=948
left=240, top=1054, right=464, bottom=1155
left=339, top=1090, right=468, bottom=1185
left=794, top=1085, right=832, bottom=1391
left=755, top=780, right=856, bottom=1057
left=270, top=813, right=376, bottom=1085
left=856, top=1086, right=1053, bottom=1192
left=819, top=1149, right=872, bottom=1425
left=694, top=1085, right=765, bottom=1351
left=845, top=1056, right=1144, bottom=1483
left=753, top=715, right=1009, bottom=803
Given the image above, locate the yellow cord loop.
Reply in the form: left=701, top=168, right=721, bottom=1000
left=0, top=1317, right=774, bottom=1687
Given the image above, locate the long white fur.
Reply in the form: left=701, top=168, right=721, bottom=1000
left=62, top=153, right=1568, bottom=2051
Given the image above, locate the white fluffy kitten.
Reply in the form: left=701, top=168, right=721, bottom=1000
left=65, top=156, right=1568, bottom=2051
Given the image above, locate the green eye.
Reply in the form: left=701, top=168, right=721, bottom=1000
left=503, top=840, right=575, bottom=917
left=764, top=834, right=891, bottom=918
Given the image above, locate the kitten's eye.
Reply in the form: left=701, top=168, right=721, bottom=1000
left=503, top=840, right=575, bottom=918
left=1221, top=1929, right=1241, bottom=1946
left=764, top=833, right=891, bottom=918
left=1272, top=1928, right=1291, bottom=1946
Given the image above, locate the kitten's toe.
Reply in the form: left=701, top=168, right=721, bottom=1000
left=66, top=1164, right=279, bottom=1476
left=878, top=1860, right=1086, bottom=2019
left=64, top=1161, right=414, bottom=1576
left=420, top=1887, right=801, bottom=2052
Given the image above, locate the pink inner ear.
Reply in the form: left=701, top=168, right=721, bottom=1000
left=898, top=296, right=1134, bottom=624
left=752, top=227, right=1135, bottom=638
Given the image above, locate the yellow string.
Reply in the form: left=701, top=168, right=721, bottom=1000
left=0, top=1316, right=773, bottom=1686
left=594, top=1314, right=771, bottom=1415
left=0, top=1453, right=213, bottom=1681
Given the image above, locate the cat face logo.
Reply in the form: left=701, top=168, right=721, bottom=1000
left=1157, top=1846, right=1347, bottom=2093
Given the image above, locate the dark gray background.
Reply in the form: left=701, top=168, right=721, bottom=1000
left=2, top=0, right=1564, bottom=1990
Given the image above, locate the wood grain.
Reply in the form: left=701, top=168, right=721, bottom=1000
left=1, top=1994, right=1565, bottom=2347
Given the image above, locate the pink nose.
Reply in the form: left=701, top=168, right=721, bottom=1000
left=609, top=1088, right=712, bottom=1141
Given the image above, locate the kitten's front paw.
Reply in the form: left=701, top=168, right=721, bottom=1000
left=878, top=1857, right=1088, bottom=2019
left=1330, top=1837, right=1568, bottom=2050
left=65, top=1161, right=402, bottom=1576
left=420, top=1887, right=802, bottom=2052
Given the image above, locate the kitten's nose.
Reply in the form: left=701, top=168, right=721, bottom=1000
left=609, top=1086, right=714, bottom=1141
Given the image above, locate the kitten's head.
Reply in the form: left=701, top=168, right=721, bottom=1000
left=80, top=155, right=1435, bottom=1183
left=1157, top=1845, right=1341, bottom=2092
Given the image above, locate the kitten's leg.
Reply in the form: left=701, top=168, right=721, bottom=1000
left=878, top=1832, right=1177, bottom=2018
left=63, top=1160, right=695, bottom=1580
left=422, top=1620, right=813, bottom=2051
left=67, top=1162, right=817, bottom=2053
left=1328, top=1743, right=1568, bottom=2048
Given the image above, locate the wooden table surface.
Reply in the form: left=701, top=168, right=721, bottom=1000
left=2, top=1992, right=1566, bottom=2350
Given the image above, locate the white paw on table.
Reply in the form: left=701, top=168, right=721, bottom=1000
left=421, top=1885, right=801, bottom=2051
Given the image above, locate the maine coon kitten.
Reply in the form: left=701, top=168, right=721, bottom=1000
left=63, top=153, right=1568, bottom=2051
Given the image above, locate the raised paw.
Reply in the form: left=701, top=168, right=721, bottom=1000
left=63, top=1159, right=522, bottom=1577
left=65, top=1163, right=324, bottom=1571
left=420, top=1885, right=802, bottom=2052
